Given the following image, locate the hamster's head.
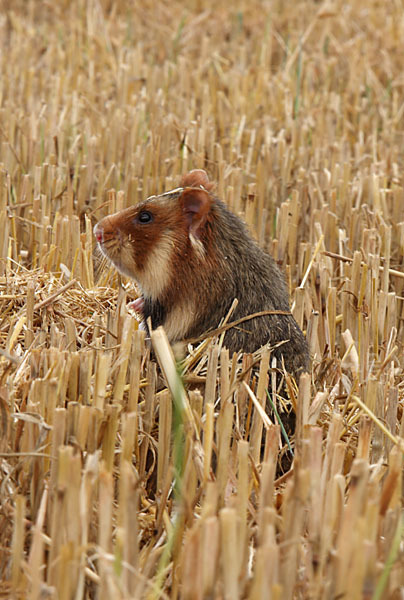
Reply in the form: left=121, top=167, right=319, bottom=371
left=94, top=171, right=214, bottom=299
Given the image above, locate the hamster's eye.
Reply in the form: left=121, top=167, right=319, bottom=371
left=137, top=210, right=153, bottom=224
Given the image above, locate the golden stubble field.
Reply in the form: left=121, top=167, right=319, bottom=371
left=0, top=1, right=403, bottom=598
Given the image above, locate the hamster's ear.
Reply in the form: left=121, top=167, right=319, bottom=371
left=180, top=169, right=214, bottom=192
left=179, top=188, right=211, bottom=239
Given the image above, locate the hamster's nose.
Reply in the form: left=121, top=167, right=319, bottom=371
left=94, top=223, right=103, bottom=243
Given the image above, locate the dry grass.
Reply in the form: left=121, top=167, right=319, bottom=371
left=0, top=0, right=404, bottom=598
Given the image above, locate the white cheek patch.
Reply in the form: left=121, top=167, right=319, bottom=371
left=98, top=238, right=138, bottom=280
left=137, top=233, right=175, bottom=298
left=189, top=233, right=206, bottom=260
left=114, top=244, right=140, bottom=279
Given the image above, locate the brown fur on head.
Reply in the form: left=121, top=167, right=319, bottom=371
left=180, top=169, right=215, bottom=192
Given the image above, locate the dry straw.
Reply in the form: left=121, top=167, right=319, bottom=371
left=1, top=0, right=403, bottom=598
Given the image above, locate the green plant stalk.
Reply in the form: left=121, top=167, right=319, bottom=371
left=150, top=363, right=186, bottom=599
left=372, top=514, right=404, bottom=600
left=266, top=388, right=293, bottom=455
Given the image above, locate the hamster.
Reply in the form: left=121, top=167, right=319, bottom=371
left=94, top=170, right=309, bottom=376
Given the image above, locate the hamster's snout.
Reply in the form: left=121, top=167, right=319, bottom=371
left=94, top=223, right=103, bottom=243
